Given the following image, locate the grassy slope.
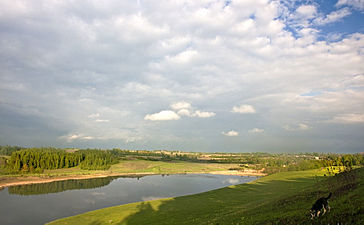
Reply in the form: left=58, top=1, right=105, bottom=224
left=48, top=168, right=363, bottom=225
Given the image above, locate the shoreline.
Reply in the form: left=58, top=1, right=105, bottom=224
left=0, top=170, right=266, bottom=189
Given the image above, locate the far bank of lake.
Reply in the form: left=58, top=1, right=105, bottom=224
left=0, top=159, right=266, bottom=189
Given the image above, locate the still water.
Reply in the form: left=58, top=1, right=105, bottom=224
left=0, top=174, right=257, bottom=225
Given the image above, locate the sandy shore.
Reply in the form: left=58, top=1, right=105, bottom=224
left=0, top=170, right=266, bottom=189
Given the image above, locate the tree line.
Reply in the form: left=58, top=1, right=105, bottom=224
left=5, top=148, right=119, bottom=173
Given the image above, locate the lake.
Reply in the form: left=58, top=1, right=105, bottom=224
left=0, top=174, right=257, bottom=225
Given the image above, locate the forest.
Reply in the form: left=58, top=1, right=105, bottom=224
left=1, top=147, right=118, bottom=173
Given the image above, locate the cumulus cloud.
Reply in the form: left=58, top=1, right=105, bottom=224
left=232, top=105, right=256, bottom=114
left=249, top=128, right=264, bottom=133
left=146, top=102, right=215, bottom=120
left=177, top=109, right=215, bottom=118
left=222, top=130, right=239, bottom=136
left=171, top=101, right=191, bottom=110
left=192, top=110, right=215, bottom=118
left=144, top=110, right=180, bottom=121
left=177, top=109, right=191, bottom=116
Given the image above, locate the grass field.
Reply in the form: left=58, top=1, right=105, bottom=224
left=47, top=167, right=363, bottom=225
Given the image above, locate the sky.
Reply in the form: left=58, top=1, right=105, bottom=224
left=0, top=0, right=363, bottom=153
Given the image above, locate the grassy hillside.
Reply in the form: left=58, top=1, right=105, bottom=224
left=47, top=167, right=363, bottom=225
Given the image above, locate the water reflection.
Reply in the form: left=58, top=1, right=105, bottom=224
left=8, top=175, right=143, bottom=195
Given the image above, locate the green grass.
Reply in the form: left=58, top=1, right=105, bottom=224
left=48, top=167, right=363, bottom=225
left=108, top=160, right=237, bottom=174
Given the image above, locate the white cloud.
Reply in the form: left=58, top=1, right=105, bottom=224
left=146, top=102, right=215, bottom=120
left=295, top=5, right=317, bottom=19
left=95, top=119, right=110, bottom=123
left=171, top=101, right=191, bottom=110
left=336, top=0, right=364, bottom=11
left=192, top=110, right=215, bottom=118
left=314, top=8, right=351, bottom=25
left=249, top=128, right=264, bottom=133
left=60, top=134, right=95, bottom=142
left=330, top=113, right=364, bottom=124
left=232, top=105, right=256, bottom=114
left=177, top=109, right=191, bottom=116
left=167, top=49, right=198, bottom=64
left=222, top=130, right=239, bottom=136
left=284, top=123, right=310, bottom=131
left=144, top=110, right=180, bottom=121
left=67, top=134, right=81, bottom=141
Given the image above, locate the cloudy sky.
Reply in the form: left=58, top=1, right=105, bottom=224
left=0, top=0, right=363, bottom=153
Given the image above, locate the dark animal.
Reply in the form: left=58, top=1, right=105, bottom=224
left=310, top=192, right=332, bottom=219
